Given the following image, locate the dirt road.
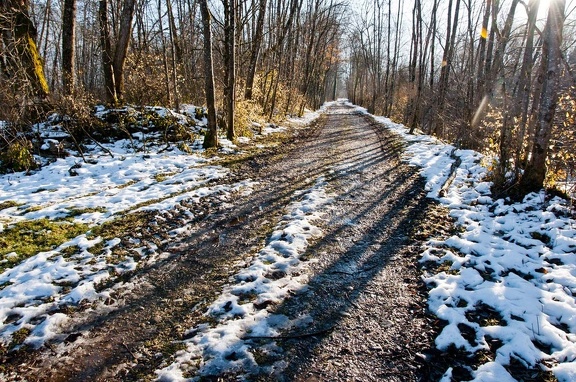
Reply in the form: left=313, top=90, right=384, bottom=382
left=4, top=102, right=448, bottom=381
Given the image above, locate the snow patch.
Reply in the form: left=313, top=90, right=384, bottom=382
left=373, top=106, right=576, bottom=381
left=156, top=176, right=333, bottom=380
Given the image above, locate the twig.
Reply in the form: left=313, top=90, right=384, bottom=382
left=82, top=126, right=114, bottom=158
left=358, top=263, right=382, bottom=274
left=329, top=270, right=355, bottom=276
left=242, top=326, right=335, bottom=340
left=122, top=342, right=137, bottom=360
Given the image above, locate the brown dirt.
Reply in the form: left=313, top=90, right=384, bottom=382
left=1, top=103, right=454, bottom=381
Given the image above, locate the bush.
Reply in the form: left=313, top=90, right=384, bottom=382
left=0, top=139, right=38, bottom=174
left=234, top=99, right=264, bottom=137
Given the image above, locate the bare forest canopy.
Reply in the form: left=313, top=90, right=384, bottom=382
left=1, top=0, right=576, bottom=196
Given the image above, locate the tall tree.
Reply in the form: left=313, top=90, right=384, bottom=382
left=514, top=0, right=541, bottom=175
left=223, top=0, right=236, bottom=140
left=431, top=0, right=461, bottom=136
left=244, top=0, right=266, bottom=100
left=62, top=0, right=77, bottom=95
left=520, top=0, right=566, bottom=192
left=98, top=0, right=136, bottom=104
left=199, top=0, right=218, bottom=149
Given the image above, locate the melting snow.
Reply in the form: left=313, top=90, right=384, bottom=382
left=156, top=177, right=333, bottom=381
left=368, top=105, right=576, bottom=381
left=0, top=107, right=321, bottom=351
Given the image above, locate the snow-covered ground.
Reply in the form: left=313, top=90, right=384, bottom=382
left=369, top=108, right=576, bottom=382
left=0, top=106, right=318, bottom=350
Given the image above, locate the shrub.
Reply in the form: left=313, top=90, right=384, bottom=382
left=0, top=139, right=38, bottom=174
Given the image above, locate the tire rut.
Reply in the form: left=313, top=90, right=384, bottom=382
left=248, top=106, right=438, bottom=381
left=3, top=103, right=444, bottom=381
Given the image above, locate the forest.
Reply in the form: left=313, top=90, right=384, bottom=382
left=0, top=0, right=575, bottom=197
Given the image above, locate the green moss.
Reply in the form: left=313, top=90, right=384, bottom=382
left=10, top=327, right=31, bottom=348
left=59, top=245, right=80, bottom=258
left=88, top=240, right=105, bottom=255
left=22, top=205, right=42, bottom=214
left=0, top=281, right=12, bottom=291
left=0, top=218, right=89, bottom=271
left=117, top=180, right=139, bottom=189
left=91, top=211, right=151, bottom=241
left=153, top=172, right=178, bottom=182
left=27, top=35, right=50, bottom=96
left=0, top=201, right=22, bottom=211
left=66, top=207, right=108, bottom=218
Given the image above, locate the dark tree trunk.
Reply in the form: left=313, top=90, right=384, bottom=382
left=431, top=0, right=460, bottom=136
left=224, top=0, right=236, bottom=141
left=199, top=0, right=218, bottom=149
left=99, top=0, right=116, bottom=104
left=61, top=0, right=76, bottom=95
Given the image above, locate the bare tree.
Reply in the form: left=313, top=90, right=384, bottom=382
left=99, top=0, right=136, bottom=104
left=62, top=0, right=76, bottom=95
left=520, top=0, right=566, bottom=192
left=244, top=0, right=266, bottom=100
left=223, top=0, right=236, bottom=140
left=199, top=0, right=218, bottom=149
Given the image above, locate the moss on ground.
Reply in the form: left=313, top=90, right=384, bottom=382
left=91, top=211, right=152, bottom=241
left=0, top=218, right=89, bottom=271
left=0, top=201, right=22, bottom=211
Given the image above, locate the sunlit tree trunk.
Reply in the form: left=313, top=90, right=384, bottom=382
left=245, top=0, right=266, bottom=100
left=0, top=0, right=50, bottom=98
left=520, top=0, right=566, bottom=192
left=113, top=0, right=136, bottom=103
left=515, top=0, right=540, bottom=175
left=167, top=0, right=180, bottom=110
left=223, top=0, right=236, bottom=140
left=431, top=0, right=460, bottom=136
left=98, top=0, right=136, bottom=105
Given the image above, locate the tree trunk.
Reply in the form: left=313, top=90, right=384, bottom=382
left=520, top=0, right=565, bottom=192
left=99, top=0, right=116, bottom=104
left=61, top=0, right=76, bottom=95
left=199, top=0, right=218, bottom=149
left=0, top=0, right=50, bottom=98
left=515, top=0, right=540, bottom=174
left=158, top=0, right=172, bottom=105
left=431, top=0, right=460, bottom=136
left=472, top=0, right=519, bottom=130
left=245, top=0, right=266, bottom=100
left=224, top=0, right=236, bottom=141
left=112, top=0, right=136, bottom=104
left=167, top=0, right=180, bottom=110
left=475, top=0, right=491, bottom=102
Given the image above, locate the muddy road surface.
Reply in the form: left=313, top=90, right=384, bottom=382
left=3, top=102, right=449, bottom=381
